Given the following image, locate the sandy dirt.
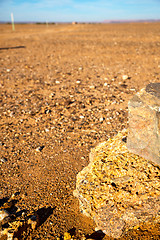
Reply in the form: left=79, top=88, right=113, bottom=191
left=0, top=23, right=160, bottom=239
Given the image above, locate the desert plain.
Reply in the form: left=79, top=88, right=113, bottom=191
left=0, top=22, right=160, bottom=239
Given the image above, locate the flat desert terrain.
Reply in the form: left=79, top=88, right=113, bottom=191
left=0, top=23, right=160, bottom=239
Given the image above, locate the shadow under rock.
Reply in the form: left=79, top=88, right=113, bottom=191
left=86, top=230, right=106, bottom=240
left=35, top=206, right=55, bottom=226
left=0, top=46, right=26, bottom=50
left=14, top=206, right=56, bottom=239
left=0, top=197, right=9, bottom=207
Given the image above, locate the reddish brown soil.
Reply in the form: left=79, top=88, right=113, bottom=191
left=0, top=23, right=160, bottom=239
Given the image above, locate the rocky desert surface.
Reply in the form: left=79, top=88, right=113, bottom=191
left=0, top=23, right=160, bottom=239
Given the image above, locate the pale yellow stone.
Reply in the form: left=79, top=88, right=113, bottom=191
left=74, top=130, right=160, bottom=238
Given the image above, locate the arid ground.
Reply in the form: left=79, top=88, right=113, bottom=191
left=0, top=23, right=160, bottom=239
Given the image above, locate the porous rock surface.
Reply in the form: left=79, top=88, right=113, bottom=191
left=74, top=130, right=160, bottom=238
left=127, top=83, right=160, bottom=166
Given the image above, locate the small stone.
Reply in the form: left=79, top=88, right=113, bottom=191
left=81, top=237, right=86, bottom=240
left=7, top=229, right=15, bottom=240
left=99, top=117, right=104, bottom=122
left=36, top=146, right=44, bottom=152
left=3, top=201, right=14, bottom=209
left=0, top=209, right=10, bottom=224
left=45, top=109, right=51, bottom=114
left=49, top=93, right=55, bottom=99
left=0, top=157, right=7, bottom=163
left=64, top=232, right=72, bottom=240
left=28, top=215, right=38, bottom=230
left=122, top=75, right=129, bottom=80
left=11, top=192, right=20, bottom=199
left=55, top=80, right=60, bottom=84
left=130, top=88, right=136, bottom=91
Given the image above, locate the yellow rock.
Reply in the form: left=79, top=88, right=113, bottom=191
left=74, top=129, right=160, bottom=238
left=64, top=232, right=72, bottom=240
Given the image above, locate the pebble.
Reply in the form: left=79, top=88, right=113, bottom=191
left=130, top=88, right=136, bottom=91
left=122, top=75, right=129, bottom=80
left=0, top=209, right=10, bottom=222
left=99, top=117, right=104, bottom=122
left=7, top=231, right=15, bottom=240
left=64, top=232, right=72, bottom=240
left=28, top=215, right=38, bottom=230
left=45, top=109, right=51, bottom=114
left=0, top=157, right=7, bottom=163
left=11, top=192, right=20, bottom=199
left=49, top=93, right=55, bottom=98
left=36, top=146, right=44, bottom=152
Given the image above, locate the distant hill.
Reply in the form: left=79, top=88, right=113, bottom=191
left=0, top=19, right=160, bottom=24
left=103, top=19, right=160, bottom=23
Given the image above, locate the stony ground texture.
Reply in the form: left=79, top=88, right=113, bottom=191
left=0, top=23, right=160, bottom=239
left=74, top=130, right=160, bottom=238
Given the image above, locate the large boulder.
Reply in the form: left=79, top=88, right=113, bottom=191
left=74, top=130, right=160, bottom=238
left=127, top=83, right=160, bottom=166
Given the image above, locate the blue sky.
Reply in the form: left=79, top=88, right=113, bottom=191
left=0, top=0, right=160, bottom=22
